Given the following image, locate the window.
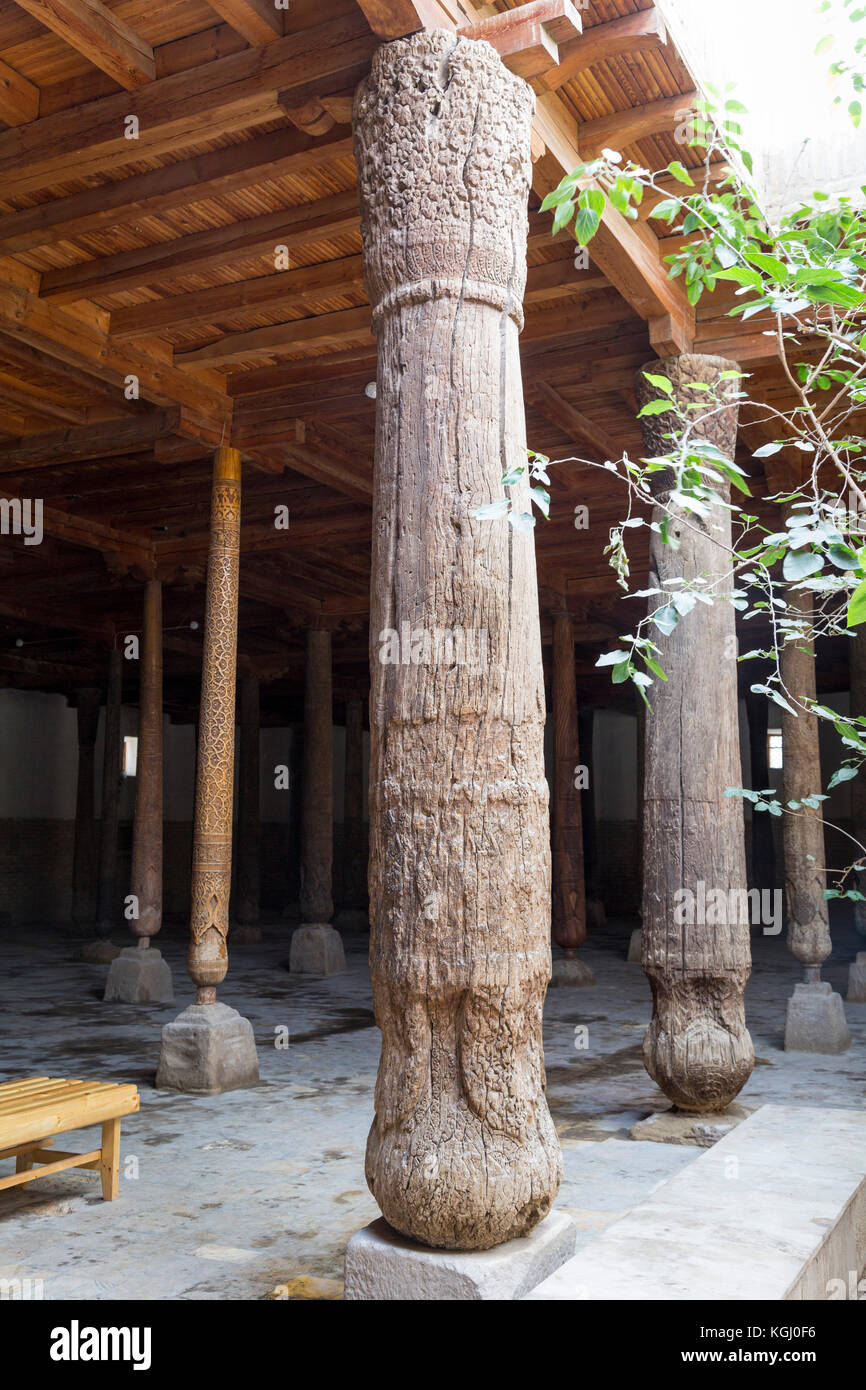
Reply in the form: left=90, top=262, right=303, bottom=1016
left=768, top=729, right=783, bottom=770
left=122, top=735, right=138, bottom=777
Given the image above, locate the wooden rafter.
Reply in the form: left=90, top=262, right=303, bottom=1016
left=205, top=0, right=284, bottom=46
left=539, top=8, right=668, bottom=90
left=0, top=55, right=39, bottom=125
left=12, top=0, right=155, bottom=90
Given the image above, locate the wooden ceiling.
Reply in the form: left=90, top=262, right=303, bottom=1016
left=0, top=0, right=834, bottom=715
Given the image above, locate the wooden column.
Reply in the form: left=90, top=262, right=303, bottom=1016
left=299, top=628, right=334, bottom=925
left=96, top=647, right=122, bottom=936
left=745, top=686, right=776, bottom=891
left=343, top=695, right=366, bottom=915
left=779, top=585, right=832, bottom=977
left=129, top=578, right=163, bottom=946
left=188, top=446, right=241, bottom=1003
left=635, top=354, right=753, bottom=1112
left=355, top=31, right=559, bottom=1251
left=71, top=686, right=101, bottom=927
left=235, top=674, right=261, bottom=942
left=551, top=612, right=592, bottom=981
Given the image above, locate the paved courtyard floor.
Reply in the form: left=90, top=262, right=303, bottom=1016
left=1, top=916, right=863, bottom=1299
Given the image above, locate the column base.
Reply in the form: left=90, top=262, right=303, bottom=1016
left=630, top=1102, right=751, bottom=1147
left=784, top=980, right=851, bottom=1053
left=847, top=952, right=866, bottom=1003
left=231, top=924, right=262, bottom=945
left=550, top=955, right=595, bottom=987
left=103, top=946, right=174, bottom=1003
left=74, top=939, right=121, bottom=964
left=344, top=1212, right=576, bottom=1301
left=156, top=1003, right=259, bottom=1094
left=627, top=928, right=643, bottom=963
left=289, top=924, right=346, bottom=975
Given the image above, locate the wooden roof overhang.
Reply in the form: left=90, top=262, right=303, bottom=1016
left=0, top=0, right=847, bottom=719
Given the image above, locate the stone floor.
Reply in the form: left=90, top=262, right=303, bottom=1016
left=0, top=915, right=863, bottom=1300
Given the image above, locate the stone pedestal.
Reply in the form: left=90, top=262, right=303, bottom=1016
left=627, top=928, right=642, bottom=963
left=103, top=946, right=173, bottom=1003
left=630, top=1102, right=751, bottom=1147
left=290, top=924, right=346, bottom=975
left=156, top=1002, right=259, bottom=1094
left=344, top=1212, right=575, bottom=1301
left=784, top=980, right=851, bottom=1053
left=848, top=952, right=866, bottom=1002
left=550, top=956, right=595, bottom=987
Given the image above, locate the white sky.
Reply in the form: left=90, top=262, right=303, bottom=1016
left=660, top=0, right=866, bottom=213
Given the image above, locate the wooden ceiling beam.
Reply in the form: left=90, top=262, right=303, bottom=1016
left=0, top=55, right=40, bottom=125
left=539, top=8, right=668, bottom=90
left=205, top=0, right=284, bottom=46
left=48, top=186, right=358, bottom=306
left=0, top=283, right=232, bottom=445
left=578, top=90, right=698, bottom=159
left=0, top=125, right=353, bottom=257
left=0, top=410, right=181, bottom=473
left=0, top=13, right=375, bottom=198
left=529, top=380, right=622, bottom=462
left=12, top=0, right=156, bottom=90
left=458, top=2, right=583, bottom=85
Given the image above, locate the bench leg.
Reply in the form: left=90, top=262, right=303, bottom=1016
left=15, top=1152, right=34, bottom=1175
left=100, top=1118, right=121, bottom=1201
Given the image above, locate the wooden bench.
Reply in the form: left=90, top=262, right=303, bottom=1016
left=0, top=1076, right=139, bottom=1201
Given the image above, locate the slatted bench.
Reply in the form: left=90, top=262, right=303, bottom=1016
left=0, top=1076, right=139, bottom=1202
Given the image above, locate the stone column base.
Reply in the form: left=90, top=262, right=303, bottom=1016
left=847, top=952, right=866, bottom=1003
left=156, top=1003, right=259, bottom=1094
left=75, top=939, right=121, bottom=964
left=290, top=924, right=346, bottom=975
left=550, top=955, right=595, bottom=987
left=784, top=980, right=851, bottom=1053
left=231, top=924, right=262, bottom=945
left=630, top=1102, right=751, bottom=1147
left=344, top=1212, right=576, bottom=1301
left=103, top=946, right=174, bottom=1003
left=627, top=928, right=642, bottom=963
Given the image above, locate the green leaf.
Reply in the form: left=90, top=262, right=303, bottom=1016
left=827, top=542, right=860, bottom=569
left=611, top=661, right=631, bottom=685
left=552, top=199, right=575, bottom=236
left=782, top=550, right=824, bottom=581
left=642, top=373, right=674, bottom=395
left=828, top=766, right=859, bottom=788
left=668, top=160, right=694, bottom=185
left=596, top=650, right=632, bottom=667
left=850, top=100, right=863, bottom=127
left=574, top=205, right=600, bottom=245
left=847, top=577, right=866, bottom=627
left=638, top=399, right=675, bottom=418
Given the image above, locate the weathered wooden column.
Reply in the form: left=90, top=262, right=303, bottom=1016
left=96, top=648, right=122, bottom=939
left=578, top=705, right=605, bottom=930
left=71, top=686, right=100, bottom=930
left=336, top=695, right=368, bottom=929
left=628, top=692, right=647, bottom=962
left=104, top=580, right=173, bottom=1001
left=157, top=446, right=259, bottom=1092
left=550, top=612, right=594, bottom=985
left=780, top=582, right=850, bottom=1050
left=234, top=674, right=262, bottom=944
left=353, top=32, right=560, bottom=1253
left=849, top=630, right=866, bottom=998
left=290, top=627, right=345, bottom=972
left=745, top=686, right=776, bottom=891
left=634, top=355, right=754, bottom=1114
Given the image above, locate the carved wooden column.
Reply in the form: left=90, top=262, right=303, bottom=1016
left=290, top=628, right=345, bottom=972
left=354, top=32, right=560, bottom=1251
left=780, top=581, right=850, bottom=1050
left=71, top=686, right=100, bottom=929
left=234, top=674, right=262, bottom=944
left=156, top=446, right=258, bottom=1091
left=635, top=354, right=753, bottom=1112
left=745, top=686, right=775, bottom=891
left=337, top=695, right=368, bottom=929
left=96, top=647, right=122, bottom=937
left=550, top=612, right=593, bottom=985
left=104, top=579, right=172, bottom=1001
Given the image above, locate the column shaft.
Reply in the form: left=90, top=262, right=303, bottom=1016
left=130, top=580, right=162, bottom=943
left=355, top=31, right=559, bottom=1251
left=71, top=686, right=101, bottom=927
left=299, top=629, right=333, bottom=924
left=236, top=675, right=261, bottom=927
left=188, top=447, right=242, bottom=1002
left=96, top=648, right=122, bottom=935
left=745, top=687, right=776, bottom=891
left=552, top=614, right=586, bottom=955
left=344, top=696, right=365, bottom=911
left=636, top=354, right=753, bottom=1112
